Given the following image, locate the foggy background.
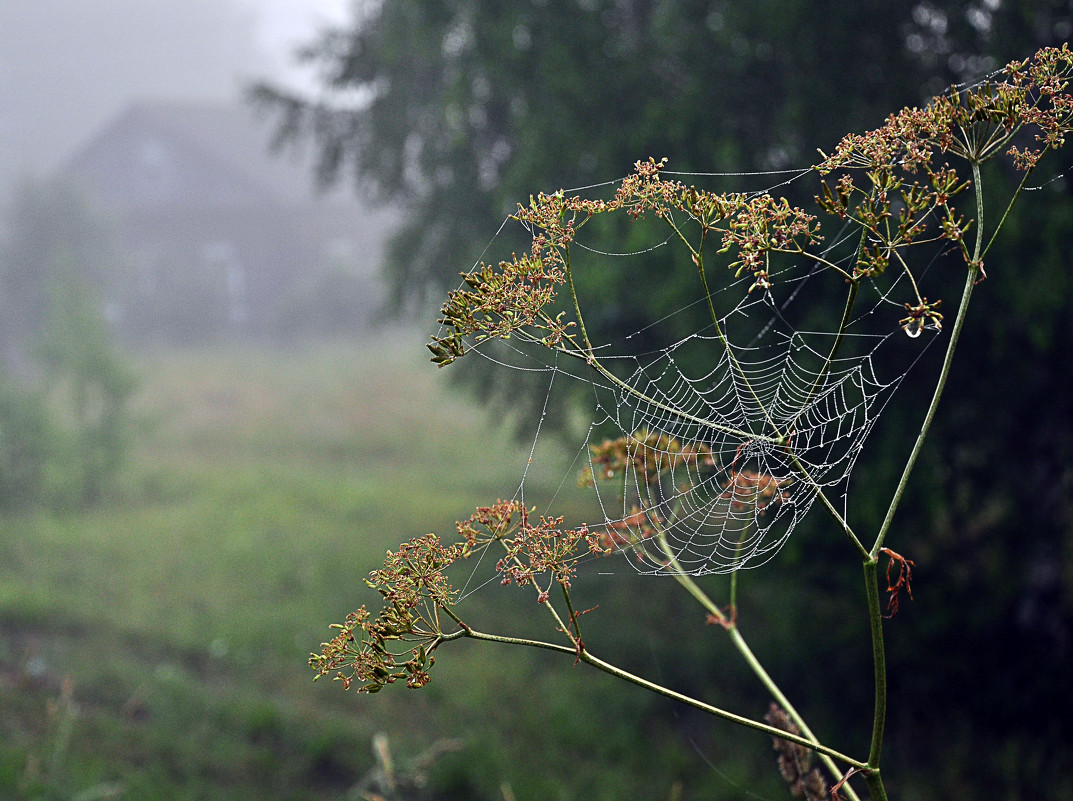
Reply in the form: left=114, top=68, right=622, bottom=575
left=1, top=0, right=397, bottom=350
left=0, top=0, right=348, bottom=193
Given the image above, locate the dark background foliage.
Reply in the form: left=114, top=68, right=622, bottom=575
left=253, top=2, right=1073, bottom=797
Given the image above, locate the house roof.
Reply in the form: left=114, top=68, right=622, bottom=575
left=64, top=100, right=362, bottom=211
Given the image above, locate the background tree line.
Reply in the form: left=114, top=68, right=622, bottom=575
left=254, top=1, right=1073, bottom=797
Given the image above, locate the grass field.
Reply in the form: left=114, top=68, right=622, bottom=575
left=0, top=328, right=785, bottom=801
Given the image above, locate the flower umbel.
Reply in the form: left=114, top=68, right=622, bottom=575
left=718, top=469, right=791, bottom=514
left=309, top=533, right=466, bottom=692
left=428, top=252, right=566, bottom=366
left=312, top=502, right=606, bottom=691
left=580, top=429, right=716, bottom=488
left=458, top=499, right=605, bottom=598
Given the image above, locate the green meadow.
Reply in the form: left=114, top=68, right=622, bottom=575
left=2, top=329, right=769, bottom=800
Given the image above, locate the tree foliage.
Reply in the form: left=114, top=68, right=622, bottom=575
left=252, top=1, right=1055, bottom=303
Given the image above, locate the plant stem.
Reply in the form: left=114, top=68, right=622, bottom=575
left=863, top=770, right=890, bottom=801
left=562, top=245, right=595, bottom=352
left=653, top=532, right=864, bottom=800
left=981, top=158, right=1041, bottom=260
left=786, top=451, right=870, bottom=558
left=856, top=163, right=989, bottom=801
left=579, top=649, right=869, bottom=769
left=727, top=624, right=867, bottom=801
left=456, top=623, right=868, bottom=769
left=863, top=558, right=887, bottom=770
left=474, top=531, right=871, bottom=775
left=870, top=161, right=985, bottom=556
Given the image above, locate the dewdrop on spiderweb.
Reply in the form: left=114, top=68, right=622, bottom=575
left=900, top=299, right=943, bottom=338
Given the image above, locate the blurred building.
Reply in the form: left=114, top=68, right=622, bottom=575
left=62, top=100, right=395, bottom=343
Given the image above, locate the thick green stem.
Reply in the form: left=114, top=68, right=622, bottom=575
left=864, top=770, right=890, bottom=801
left=856, top=163, right=990, bottom=801
left=863, top=559, right=887, bottom=770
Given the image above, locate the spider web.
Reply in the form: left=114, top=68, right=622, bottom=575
left=584, top=326, right=897, bottom=575
left=442, top=166, right=943, bottom=578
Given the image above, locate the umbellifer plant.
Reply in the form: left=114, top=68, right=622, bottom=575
left=311, top=46, right=1073, bottom=800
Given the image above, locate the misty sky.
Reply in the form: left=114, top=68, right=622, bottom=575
left=0, top=0, right=349, bottom=199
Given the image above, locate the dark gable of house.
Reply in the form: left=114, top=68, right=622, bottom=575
left=64, top=101, right=394, bottom=342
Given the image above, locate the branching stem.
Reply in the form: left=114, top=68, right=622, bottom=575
left=870, top=160, right=985, bottom=556
left=652, top=530, right=865, bottom=801
left=982, top=157, right=1043, bottom=260
left=856, top=160, right=992, bottom=801
left=454, top=622, right=867, bottom=769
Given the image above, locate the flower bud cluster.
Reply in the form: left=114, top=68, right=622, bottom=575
left=579, top=428, right=715, bottom=488
left=311, top=502, right=604, bottom=691
left=310, top=534, right=467, bottom=692
left=457, top=500, right=605, bottom=596
left=816, top=45, right=1073, bottom=287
